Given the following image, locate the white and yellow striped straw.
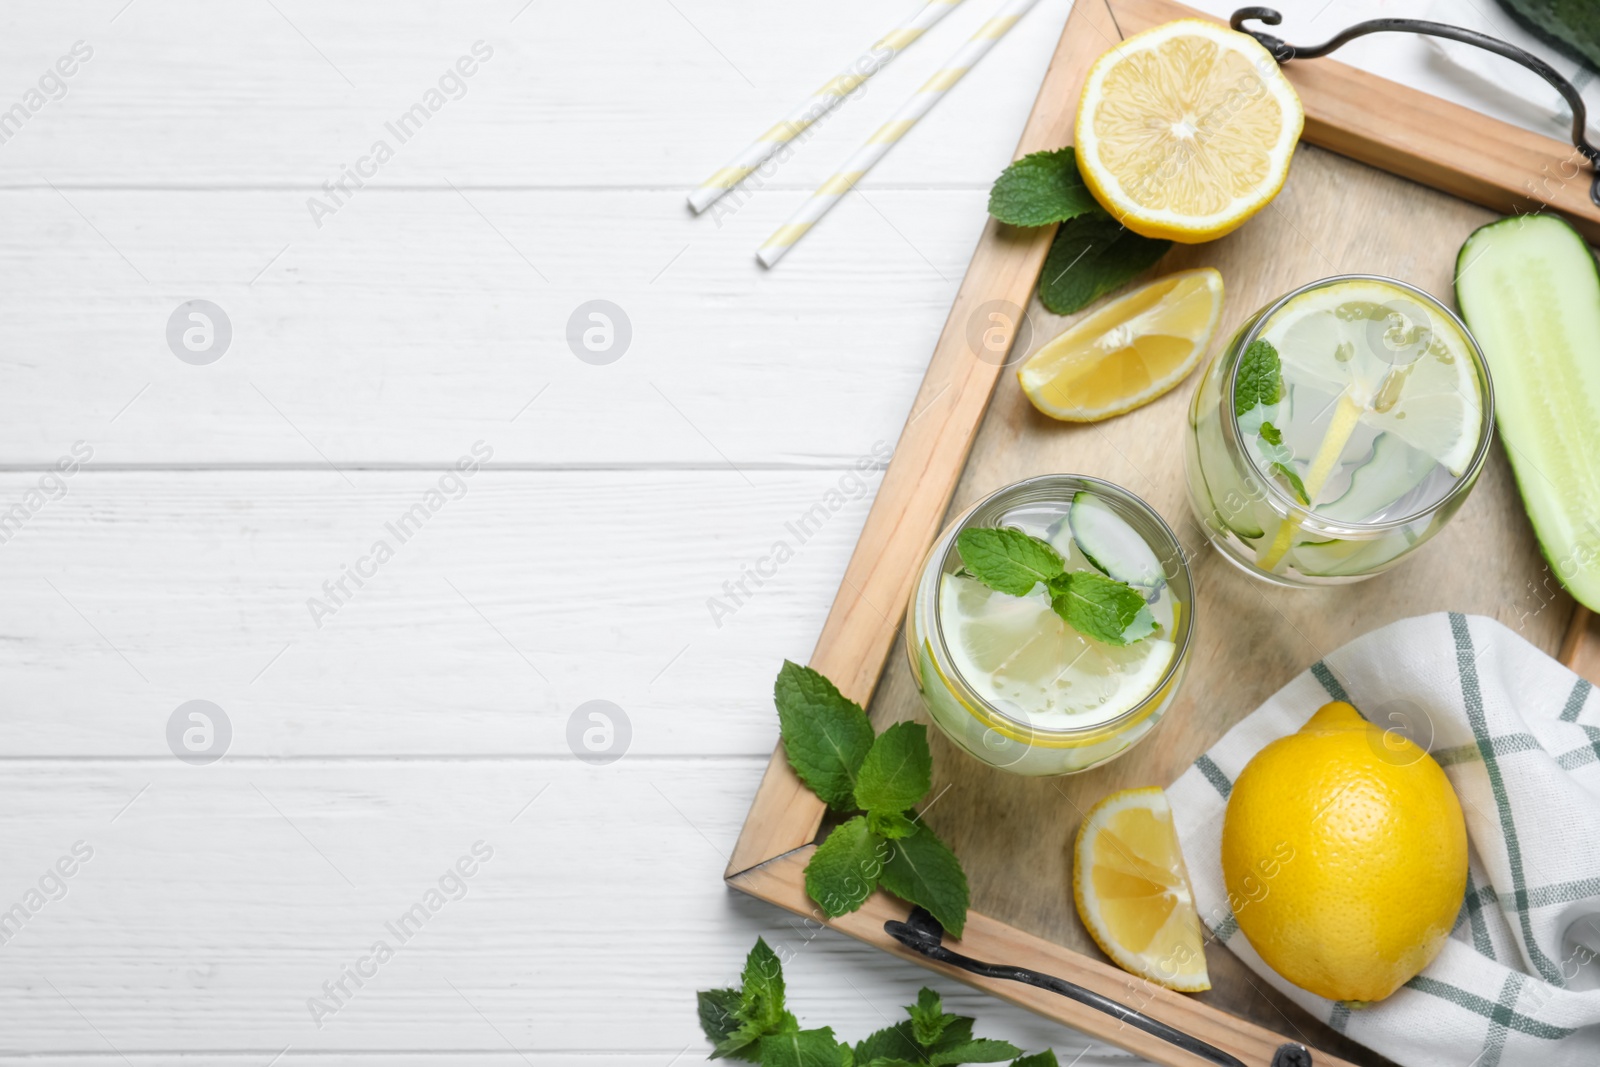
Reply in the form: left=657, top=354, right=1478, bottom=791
left=756, top=0, right=1043, bottom=268
left=687, top=0, right=966, bottom=216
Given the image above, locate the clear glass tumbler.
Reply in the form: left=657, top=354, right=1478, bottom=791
left=904, top=475, right=1194, bottom=776
left=1185, top=275, right=1494, bottom=586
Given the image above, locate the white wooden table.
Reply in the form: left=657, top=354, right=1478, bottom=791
left=0, top=2, right=1558, bottom=1063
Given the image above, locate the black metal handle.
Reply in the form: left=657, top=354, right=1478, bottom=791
left=1230, top=6, right=1600, bottom=207
left=884, top=908, right=1311, bottom=1067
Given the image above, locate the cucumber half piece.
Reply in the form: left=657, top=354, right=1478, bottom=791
left=1456, top=214, right=1600, bottom=610
left=1069, top=491, right=1166, bottom=588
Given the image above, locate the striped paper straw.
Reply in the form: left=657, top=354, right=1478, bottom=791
left=756, top=0, right=1043, bottom=268
left=687, top=0, right=966, bottom=215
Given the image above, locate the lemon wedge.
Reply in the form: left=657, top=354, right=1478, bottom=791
left=1018, top=268, right=1223, bottom=421
left=1073, top=786, right=1210, bottom=992
left=1075, top=20, right=1303, bottom=243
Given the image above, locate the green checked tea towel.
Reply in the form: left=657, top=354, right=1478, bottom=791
left=1167, top=612, right=1600, bottom=1067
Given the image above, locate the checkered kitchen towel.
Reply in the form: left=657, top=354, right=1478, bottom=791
left=1168, top=613, right=1600, bottom=1067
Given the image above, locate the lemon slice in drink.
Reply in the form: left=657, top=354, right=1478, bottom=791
left=1019, top=268, right=1223, bottom=421
left=1075, top=20, right=1303, bottom=243
left=1261, top=280, right=1483, bottom=478
left=1074, top=787, right=1210, bottom=992
left=939, top=574, right=1174, bottom=728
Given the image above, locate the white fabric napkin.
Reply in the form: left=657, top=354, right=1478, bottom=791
left=1168, top=613, right=1600, bottom=1067
left=1424, top=0, right=1600, bottom=145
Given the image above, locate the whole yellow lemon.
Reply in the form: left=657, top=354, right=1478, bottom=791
left=1221, top=701, right=1467, bottom=1002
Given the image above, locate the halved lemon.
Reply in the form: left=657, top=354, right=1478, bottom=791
left=1073, top=786, right=1210, bottom=992
left=1018, top=268, right=1223, bottom=421
left=1075, top=20, right=1304, bottom=243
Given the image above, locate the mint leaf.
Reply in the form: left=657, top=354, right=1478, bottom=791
left=867, top=809, right=918, bottom=840
left=739, top=938, right=795, bottom=1035
left=929, top=1040, right=1024, bottom=1067
left=956, top=527, right=1063, bottom=596
left=987, top=148, right=1101, bottom=228
left=760, top=1027, right=849, bottom=1067
left=853, top=721, right=933, bottom=814
left=1121, top=605, right=1158, bottom=644
left=1010, top=1053, right=1060, bottom=1067
left=704, top=939, right=797, bottom=1060
left=1039, top=213, right=1171, bottom=315
left=1234, top=339, right=1282, bottom=417
left=699, top=987, right=745, bottom=1046
left=1047, top=571, right=1147, bottom=646
left=1258, top=420, right=1283, bottom=446
left=775, top=661, right=875, bottom=810
left=854, top=1024, right=921, bottom=1065
left=1271, top=461, right=1309, bottom=504
left=908, top=987, right=952, bottom=1046
left=804, top=816, right=885, bottom=918
left=879, top=825, right=971, bottom=938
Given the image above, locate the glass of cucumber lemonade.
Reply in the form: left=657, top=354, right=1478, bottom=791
left=905, top=475, right=1194, bottom=776
left=1186, top=275, right=1493, bottom=585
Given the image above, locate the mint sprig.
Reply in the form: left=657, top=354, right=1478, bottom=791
left=955, top=527, right=1153, bottom=646
left=774, top=662, right=971, bottom=935
left=699, top=938, right=798, bottom=1061
left=699, top=944, right=1041, bottom=1067
left=987, top=149, right=1171, bottom=315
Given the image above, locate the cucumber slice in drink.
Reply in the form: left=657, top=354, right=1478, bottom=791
left=1069, top=491, right=1166, bottom=588
left=1319, top=432, right=1436, bottom=524
left=1194, top=419, right=1266, bottom=540
left=1289, top=530, right=1417, bottom=577
left=1456, top=215, right=1600, bottom=610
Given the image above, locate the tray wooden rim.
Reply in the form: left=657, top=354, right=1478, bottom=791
left=725, top=2, right=1600, bottom=1064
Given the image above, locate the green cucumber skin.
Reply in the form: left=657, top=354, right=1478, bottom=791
left=1495, top=0, right=1600, bottom=73
left=1455, top=213, right=1600, bottom=611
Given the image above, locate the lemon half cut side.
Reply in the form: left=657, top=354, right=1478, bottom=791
left=1075, top=19, right=1304, bottom=244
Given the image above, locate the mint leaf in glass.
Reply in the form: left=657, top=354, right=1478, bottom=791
left=1271, top=461, right=1310, bottom=504
left=1047, top=570, right=1148, bottom=647
left=955, top=527, right=1064, bottom=596
left=1235, top=339, right=1283, bottom=417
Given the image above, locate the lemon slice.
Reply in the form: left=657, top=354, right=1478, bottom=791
left=1260, top=279, right=1483, bottom=478
left=1075, top=20, right=1304, bottom=243
left=1019, top=268, right=1223, bottom=421
left=940, top=573, right=1174, bottom=729
left=1073, top=787, right=1210, bottom=992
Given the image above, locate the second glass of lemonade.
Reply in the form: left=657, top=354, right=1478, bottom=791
left=1186, top=275, right=1494, bottom=585
left=905, top=475, right=1194, bottom=776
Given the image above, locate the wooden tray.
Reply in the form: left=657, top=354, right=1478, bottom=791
left=726, top=2, right=1600, bottom=1064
